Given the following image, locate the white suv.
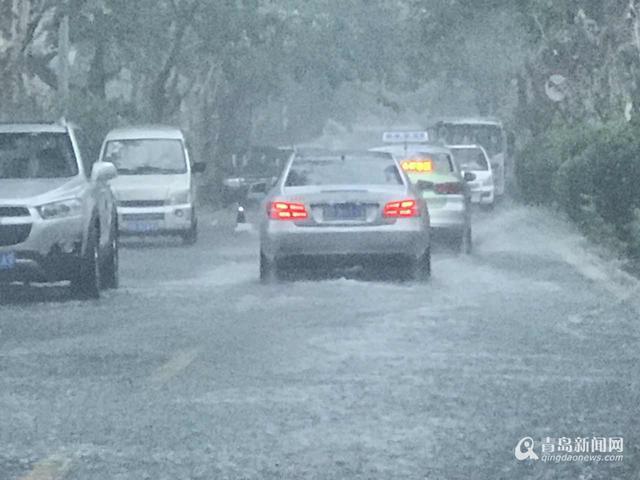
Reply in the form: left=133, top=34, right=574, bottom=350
left=0, top=121, right=119, bottom=299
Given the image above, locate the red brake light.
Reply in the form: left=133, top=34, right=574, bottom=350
left=383, top=199, right=419, bottom=218
left=435, top=182, right=462, bottom=195
left=268, top=201, right=308, bottom=220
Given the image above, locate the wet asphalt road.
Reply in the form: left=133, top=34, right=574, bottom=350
left=1, top=204, right=639, bottom=479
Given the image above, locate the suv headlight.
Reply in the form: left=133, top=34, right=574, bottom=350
left=37, top=198, right=83, bottom=220
left=169, top=191, right=191, bottom=205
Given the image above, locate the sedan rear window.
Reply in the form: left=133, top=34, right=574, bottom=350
left=0, top=132, right=78, bottom=179
left=285, top=154, right=403, bottom=187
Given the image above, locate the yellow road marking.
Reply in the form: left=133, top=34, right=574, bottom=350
left=19, top=453, right=73, bottom=480
left=149, top=348, right=199, bottom=387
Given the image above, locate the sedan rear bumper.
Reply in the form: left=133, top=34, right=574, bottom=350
left=261, top=220, right=429, bottom=261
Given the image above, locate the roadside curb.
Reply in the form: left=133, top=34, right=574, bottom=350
left=557, top=234, right=640, bottom=316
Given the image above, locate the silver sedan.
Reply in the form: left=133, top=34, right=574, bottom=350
left=259, top=149, right=431, bottom=281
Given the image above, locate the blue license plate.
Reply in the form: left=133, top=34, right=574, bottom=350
left=324, top=204, right=366, bottom=221
left=127, top=222, right=159, bottom=233
left=0, top=252, right=16, bottom=270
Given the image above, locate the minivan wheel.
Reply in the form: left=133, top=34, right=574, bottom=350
left=71, top=225, right=101, bottom=299
left=182, top=218, right=198, bottom=245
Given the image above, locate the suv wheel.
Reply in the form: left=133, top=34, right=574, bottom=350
left=71, top=224, right=101, bottom=299
left=102, top=220, right=119, bottom=289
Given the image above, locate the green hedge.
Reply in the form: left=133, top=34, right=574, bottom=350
left=516, top=121, right=640, bottom=257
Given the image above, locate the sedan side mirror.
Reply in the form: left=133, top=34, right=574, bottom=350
left=463, top=171, right=476, bottom=182
left=192, top=162, right=206, bottom=174
left=91, top=162, right=118, bottom=183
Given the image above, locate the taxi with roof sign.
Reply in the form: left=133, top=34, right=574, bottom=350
left=371, top=132, right=473, bottom=253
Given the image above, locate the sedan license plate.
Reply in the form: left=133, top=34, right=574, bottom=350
left=0, top=252, right=16, bottom=270
left=127, top=222, right=159, bottom=233
left=323, top=203, right=366, bottom=221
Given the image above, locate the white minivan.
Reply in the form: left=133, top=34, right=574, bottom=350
left=98, top=126, right=205, bottom=244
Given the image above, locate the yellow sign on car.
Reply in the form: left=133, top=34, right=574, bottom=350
left=400, top=159, right=433, bottom=173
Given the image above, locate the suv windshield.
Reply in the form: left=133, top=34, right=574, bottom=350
left=450, top=147, right=489, bottom=171
left=0, top=132, right=78, bottom=179
left=104, top=139, right=187, bottom=175
left=285, top=154, right=403, bottom=186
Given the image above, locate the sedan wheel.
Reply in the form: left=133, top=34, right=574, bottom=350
left=409, top=249, right=431, bottom=282
left=462, top=225, right=472, bottom=255
left=260, top=251, right=279, bottom=284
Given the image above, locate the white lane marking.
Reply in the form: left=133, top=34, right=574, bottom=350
left=556, top=319, right=587, bottom=340
left=19, top=453, right=73, bottom=480
left=149, top=348, right=199, bottom=388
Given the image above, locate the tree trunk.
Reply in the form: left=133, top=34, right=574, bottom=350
left=87, top=40, right=107, bottom=99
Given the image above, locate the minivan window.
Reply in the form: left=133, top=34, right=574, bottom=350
left=450, top=147, right=489, bottom=171
left=0, top=132, right=78, bottom=179
left=104, top=139, right=187, bottom=175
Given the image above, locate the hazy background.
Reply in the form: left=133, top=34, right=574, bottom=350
left=3, top=0, right=640, bottom=259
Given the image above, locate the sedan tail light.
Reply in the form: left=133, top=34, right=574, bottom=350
left=383, top=199, right=419, bottom=218
left=268, top=201, right=308, bottom=220
left=435, top=182, right=462, bottom=195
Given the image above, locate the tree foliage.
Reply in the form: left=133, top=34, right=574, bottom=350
left=3, top=0, right=640, bottom=230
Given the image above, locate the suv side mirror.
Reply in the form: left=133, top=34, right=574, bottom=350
left=192, top=162, right=206, bottom=174
left=91, top=162, right=117, bottom=183
left=463, top=171, right=476, bottom=182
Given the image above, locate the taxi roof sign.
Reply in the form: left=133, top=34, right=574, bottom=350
left=382, top=131, right=429, bottom=144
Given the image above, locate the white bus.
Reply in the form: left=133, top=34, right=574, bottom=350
left=428, top=118, right=511, bottom=197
